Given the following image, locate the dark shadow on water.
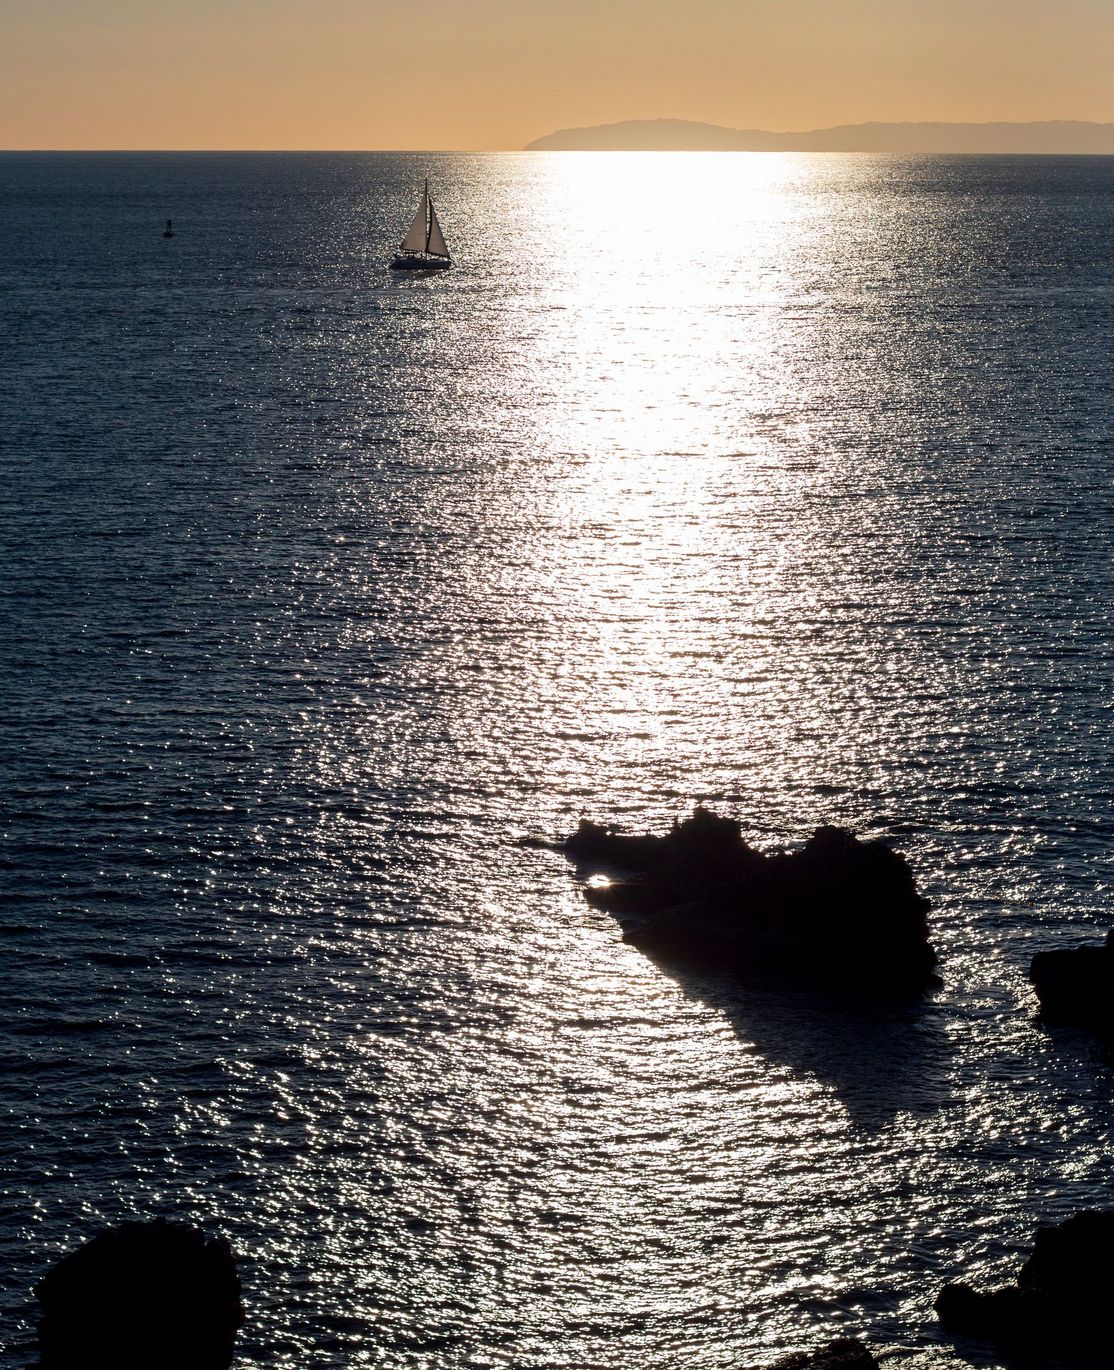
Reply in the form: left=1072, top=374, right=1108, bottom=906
left=640, top=949, right=954, bottom=1129
left=934, top=1330, right=1114, bottom=1370
left=1033, top=1017, right=1114, bottom=1072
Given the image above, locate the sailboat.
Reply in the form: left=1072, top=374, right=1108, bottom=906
left=390, top=181, right=451, bottom=270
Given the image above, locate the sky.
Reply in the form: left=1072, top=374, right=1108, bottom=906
left=2, top=0, right=1112, bottom=150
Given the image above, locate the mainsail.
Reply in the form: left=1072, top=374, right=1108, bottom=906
left=399, top=186, right=428, bottom=253
left=426, top=201, right=449, bottom=258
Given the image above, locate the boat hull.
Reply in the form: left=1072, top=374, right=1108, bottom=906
left=390, top=253, right=451, bottom=271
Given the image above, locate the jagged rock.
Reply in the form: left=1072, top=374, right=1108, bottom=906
left=1029, top=931, right=1114, bottom=1032
left=764, top=1338, right=879, bottom=1369
left=564, top=808, right=936, bottom=993
left=34, top=1217, right=243, bottom=1369
left=935, top=1210, right=1114, bottom=1353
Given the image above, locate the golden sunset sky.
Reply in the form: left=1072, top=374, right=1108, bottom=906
left=2, top=0, right=1112, bottom=150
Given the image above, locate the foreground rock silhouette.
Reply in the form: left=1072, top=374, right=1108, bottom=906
left=564, top=808, right=937, bottom=993
left=935, top=1210, right=1114, bottom=1355
left=1029, top=931, right=1114, bottom=1034
left=764, top=1339, right=879, bottom=1369
left=34, top=1217, right=243, bottom=1369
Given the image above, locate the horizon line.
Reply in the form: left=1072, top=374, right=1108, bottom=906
left=5, top=116, right=1114, bottom=157
left=4, top=148, right=1114, bottom=156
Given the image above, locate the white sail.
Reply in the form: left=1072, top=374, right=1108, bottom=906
left=426, top=202, right=449, bottom=258
left=399, top=188, right=428, bottom=252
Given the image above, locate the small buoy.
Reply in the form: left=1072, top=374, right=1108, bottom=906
left=163, top=219, right=174, bottom=239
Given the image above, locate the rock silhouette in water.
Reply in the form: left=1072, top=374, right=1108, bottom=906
left=564, top=808, right=936, bottom=993
left=34, top=1217, right=243, bottom=1369
left=935, top=1210, right=1114, bottom=1353
left=1029, top=931, right=1114, bottom=1033
left=764, top=1339, right=879, bottom=1369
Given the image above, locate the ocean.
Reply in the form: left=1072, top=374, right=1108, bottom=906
left=0, top=151, right=1111, bottom=1368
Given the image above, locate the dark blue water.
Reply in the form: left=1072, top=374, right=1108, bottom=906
left=1, top=152, right=1112, bottom=1368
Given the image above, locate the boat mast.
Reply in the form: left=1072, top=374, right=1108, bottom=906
left=424, top=179, right=431, bottom=254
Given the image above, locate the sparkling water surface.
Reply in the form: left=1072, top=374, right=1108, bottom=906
left=1, top=152, right=1112, bottom=1367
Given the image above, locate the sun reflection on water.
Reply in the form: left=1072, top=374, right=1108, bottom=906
left=516, top=153, right=823, bottom=466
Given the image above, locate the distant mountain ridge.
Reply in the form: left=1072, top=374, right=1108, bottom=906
left=525, top=119, right=1114, bottom=153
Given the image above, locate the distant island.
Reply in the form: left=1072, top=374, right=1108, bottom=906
left=525, top=119, right=1114, bottom=153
